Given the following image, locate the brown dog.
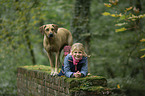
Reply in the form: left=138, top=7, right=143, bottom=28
left=40, top=24, right=73, bottom=75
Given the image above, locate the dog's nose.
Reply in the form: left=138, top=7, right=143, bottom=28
left=48, top=33, right=53, bottom=38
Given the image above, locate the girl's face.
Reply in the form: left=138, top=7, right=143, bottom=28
left=72, top=49, right=83, bottom=60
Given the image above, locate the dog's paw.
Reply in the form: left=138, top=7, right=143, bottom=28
left=53, top=72, right=58, bottom=76
left=50, top=72, right=54, bottom=76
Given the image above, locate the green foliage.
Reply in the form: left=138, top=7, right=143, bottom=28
left=0, top=0, right=145, bottom=95
left=102, top=0, right=145, bottom=59
left=108, top=77, right=145, bottom=96
left=90, top=0, right=145, bottom=95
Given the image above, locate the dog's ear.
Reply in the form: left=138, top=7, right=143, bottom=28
left=52, top=24, right=58, bottom=33
left=39, top=25, right=46, bottom=35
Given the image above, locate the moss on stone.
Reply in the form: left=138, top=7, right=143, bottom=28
left=64, top=75, right=106, bottom=84
left=70, top=86, right=111, bottom=92
left=19, top=65, right=52, bottom=74
left=19, top=65, right=107, bottom=86
left=64, top=75, right=107, bottom=89
left=66, top=75, right=105, bottom=82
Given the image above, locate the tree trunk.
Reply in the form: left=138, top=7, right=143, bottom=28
left=14, top=0, right=36, bottom=65
left=24, top=1, right=38, bottom=65
left=24, top=29, right=36, bottom=65
left=71, top=0, right=91, bottom=72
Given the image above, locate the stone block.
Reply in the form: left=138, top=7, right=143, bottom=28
left=49, top=88, right=55, bottom=95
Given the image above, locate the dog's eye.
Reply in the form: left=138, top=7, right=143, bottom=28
left=46, top=29, right=49, bottom=31
left=51, top=28, right=54, bottom=31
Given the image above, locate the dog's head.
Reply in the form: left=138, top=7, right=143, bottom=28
left=39, top=24, right=58, bottom=38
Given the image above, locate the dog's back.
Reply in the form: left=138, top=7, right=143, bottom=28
left=56, top=28, right=73, bottom=47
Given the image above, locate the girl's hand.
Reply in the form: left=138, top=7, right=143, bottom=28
left=74, top=71, right=81, bottom=78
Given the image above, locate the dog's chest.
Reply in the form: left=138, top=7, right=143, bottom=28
left=44, top=44, right=59, bottom=52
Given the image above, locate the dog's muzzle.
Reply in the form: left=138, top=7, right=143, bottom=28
left=48, top=33, right=53, bottom=38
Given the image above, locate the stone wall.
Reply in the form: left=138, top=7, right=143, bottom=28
left=17, top=65, right=112, bottom=96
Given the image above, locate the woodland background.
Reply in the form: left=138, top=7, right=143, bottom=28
left=0, top=0, right=145, bottom=96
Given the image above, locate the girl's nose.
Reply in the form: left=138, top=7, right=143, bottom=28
left=76, top=53, right=79, bottom=55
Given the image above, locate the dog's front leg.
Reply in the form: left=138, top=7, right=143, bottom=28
left=47, top=52, right=54, bottom=75
left=54, top=52, right=60, bottom=75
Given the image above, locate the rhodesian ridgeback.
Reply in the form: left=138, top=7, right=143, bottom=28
left=39, top=24, right=73, bottom=75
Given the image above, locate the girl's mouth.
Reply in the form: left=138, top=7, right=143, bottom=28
left=75, top=56, right=81, bottom=60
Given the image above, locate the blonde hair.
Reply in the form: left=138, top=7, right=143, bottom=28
left=70, top=43, right=88, bottom=57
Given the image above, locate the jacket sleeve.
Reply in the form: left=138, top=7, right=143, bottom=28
left=80, top=57, right=88, bottom=77
left=64, top=55, right=73, bottom=78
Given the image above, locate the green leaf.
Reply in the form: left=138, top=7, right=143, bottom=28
left=119, top=15, right=126, bottom=20
left=138, top=14, right=145, bottom=18
left=140, top=38, right=145, bottom=42
left=140, top=54, right=145, bottom=58
left=115, top=27, right=127, bottom=32
left=115, top=22, right=127, bottom=26
left=104, top=3, right=112, bottom=7
left=140, top=48, right=145, bottom=51
left=102, top=12, right=111, bottom=16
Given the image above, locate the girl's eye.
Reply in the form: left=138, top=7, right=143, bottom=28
left=74, top=52, right=77, bottom=53
left=79, top=52, right=82, bottom=54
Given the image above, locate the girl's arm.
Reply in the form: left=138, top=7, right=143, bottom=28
left=80, top=57, right=88, bottom=77
left=64, top=55, right=74, bottom=78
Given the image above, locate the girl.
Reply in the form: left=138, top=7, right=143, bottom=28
left=58, top=43, right=88, bottom=78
